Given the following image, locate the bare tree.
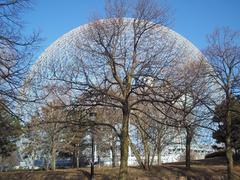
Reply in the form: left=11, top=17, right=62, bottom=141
left=0, top=0, right=39, bottom=113
left=0, top=1, right=39, bottom=160
left=59, top=123, right=87, bottom=168
left=204, top=27, right=240, bottom=180
left=94, top=107, right=121, bottom=167
left=174, top=60, right=210, bottom=169
left=26, top=100, right=70, bottom=171
left=28, top=0, right=202, bottom=179
left=143, top=58, right=212, bottom=169
left=129, top=105, right=178, bottom=170
left=73, top=1, right=177, bottom=178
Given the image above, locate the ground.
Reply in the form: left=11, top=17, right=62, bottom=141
left=0, top=158, right=239, bottom=180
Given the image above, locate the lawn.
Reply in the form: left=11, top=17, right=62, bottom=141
left=0, top=158, right=239, bottom=180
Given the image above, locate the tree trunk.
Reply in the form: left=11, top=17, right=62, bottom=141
left=226, top=109, right=233, bottom=180
left=45, top=157, right=49, bottom=171
left=119, top=105, right=130, bottom=180
left=76, top=151, right=79, bottom=168
left=129, top=138, right=145, bottom=169
left=138, top=123, right=150, bottom=170
left=0, top=157, right=1, bottom=172
left=31, top=153, right=35, bottom=171
left=156, top=131, right=162, bottom=166
left=157, top=148, right=162, bottom=166
left=150, top=143, right=157, bottom=166
left=142, top=134, right=150, bottom=170
left=51, top=146, right=56, bottom=171
left=90, top=128, right=95, bottom=179
left=72, top=147, right=76, bottom=168
left=185, top=127, right=192, bottom=169
left=111, top=141, right=116, bottom=167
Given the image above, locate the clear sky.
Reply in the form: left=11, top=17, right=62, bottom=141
left=23, top=0, right=240, bottom=58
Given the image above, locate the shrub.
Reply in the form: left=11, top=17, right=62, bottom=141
left=205, top=151, right=225, bottom=159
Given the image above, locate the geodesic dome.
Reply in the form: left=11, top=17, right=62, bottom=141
left=26, top=18, right=202, bottom=101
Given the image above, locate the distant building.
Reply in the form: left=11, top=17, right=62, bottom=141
left=16, top=126, right=215, bottom=169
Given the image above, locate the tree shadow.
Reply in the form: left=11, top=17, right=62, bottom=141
left=77, top=169, right=91, bottom=179
left=155, top=165, right=229, bottom=180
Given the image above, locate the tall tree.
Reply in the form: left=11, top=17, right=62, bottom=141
left=47, top=0, right=176, bottom=178
left=174, top=60, right=210, bottom=169
left=204, top=27, right=240, bottom=180
left=73, top=1, right=176, bottom=178
left=148, top=59, right=211, bottom=169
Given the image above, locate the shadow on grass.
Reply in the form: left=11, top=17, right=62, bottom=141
left=149, top=165, right=235, bottom=180
left=1, top=161, right=240, bottom=180
left=0, top=171, right=87, bottom=180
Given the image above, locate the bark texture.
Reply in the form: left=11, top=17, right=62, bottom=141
left=119, top=106, right=130, bottom=180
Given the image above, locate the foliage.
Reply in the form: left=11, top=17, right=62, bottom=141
left=205, top=151, right=226, bottom=159
left=212, top=97, right=240, bottom=152
left=0, top=105, right=22, bottom=157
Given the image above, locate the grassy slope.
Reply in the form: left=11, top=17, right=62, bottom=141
left=0, top=157, right=239, bottom=180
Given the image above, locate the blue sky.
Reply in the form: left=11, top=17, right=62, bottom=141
left=23, top=0, right=240, bottom=58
